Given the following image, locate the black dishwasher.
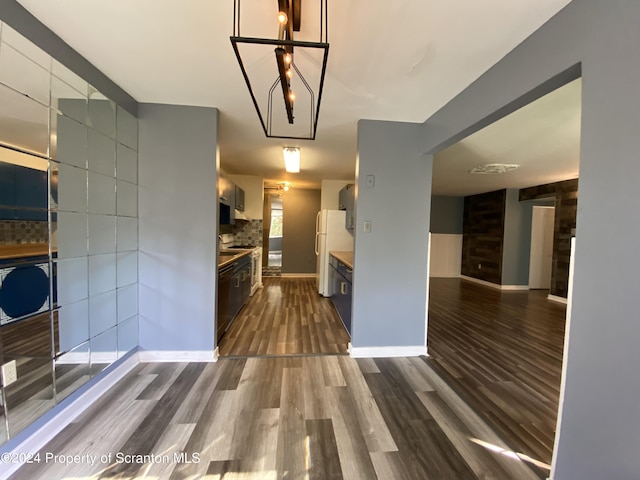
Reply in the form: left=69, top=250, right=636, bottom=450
left=217, top=263, right=234, bottom=341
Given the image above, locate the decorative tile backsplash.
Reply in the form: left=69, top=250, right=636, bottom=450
left=220, top=219, right=263, bottom=247
left=0, top=220, right=49, bottom=245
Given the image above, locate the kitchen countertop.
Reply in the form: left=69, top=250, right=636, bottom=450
left=0, top=243, right=52, bottom=261
left=330, top=251, right=353, bottom=269
left=218, top=248, right=254, bottom=268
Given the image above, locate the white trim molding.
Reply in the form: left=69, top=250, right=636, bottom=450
left=547, top=294, right=568, bottom=305
left=460, top=275, right=529, bottom=291
left=138, top=350, right=218, bottom=362
left=501, top=285, right=530, bottom=291
left=348, top=343, right=427, bottom=358
left=0, top=353, right=139, bottom=479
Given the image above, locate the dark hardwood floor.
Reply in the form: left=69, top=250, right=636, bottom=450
left=426, top=278, right=567, bottom=471
left=218, top=277, right=350, bottom=357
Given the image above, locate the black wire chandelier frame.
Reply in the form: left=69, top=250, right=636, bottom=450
left=230, top=0, right=329, bottom=140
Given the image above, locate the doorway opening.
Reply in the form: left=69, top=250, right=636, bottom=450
left=262, top=193, right=283, bottom=276
left=529, top=204, right=556, bottom=290
left=426, top=77, right=581, bottom=475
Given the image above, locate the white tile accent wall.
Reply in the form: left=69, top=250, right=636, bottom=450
left=58, top=164, right=88, bottom=212
left=117, top=316, right=139, bottom=357
left=88, top=130, right=116, bottom=176
left=89, top=290, right=117, bottom=336
left=57, top=258, right=89, bottom=305
left=116, top=180, right=137, bottom=217
left=88, top=214, right=116, bottom=255
left=58, top=299, right=90, bottom=352
left=57, top=212, right=88, bottom=259
left=116, top=217, right=138, bottom=252
left=116, top=144, right=137, bottom=183
left=117, top=284, right=138, bottom=322
left=88, top=253, right=117, bottom=297
left=116, top=251, right=137, bottom=287
left=56, top=116, right=88, bottom=167
left=88, top=172, right=116, bottom=215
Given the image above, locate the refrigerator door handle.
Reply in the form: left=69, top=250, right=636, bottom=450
left=315, top=232, right=320, bottom=256
left=316, top=211, right=322, bottom=234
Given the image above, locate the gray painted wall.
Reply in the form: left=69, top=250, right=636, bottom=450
left=430, top=196, right=464, bottom=234
left=416, top=2, right=640, bottom=478
left=282, top=188, right=321, bottom=274
left=501, top=189, right=531, bottom=286
left=138, top=104, right=218, bottom=354
left=353, top=120, right=431, bottom=349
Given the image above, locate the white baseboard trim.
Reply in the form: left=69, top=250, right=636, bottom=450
left=138, top=350, right=218, bottom=362
left=429, top=273, right=461, bottom=278
left=348, top=343, right=427, bottom=358
left=501, top=285, right=530, bottom=291
left=279, top=273, right=317, bottom=278
left=460, top=275, right=529, bottom=291
left=547, top=294, right=568, bottom=304
left=0, top=352, right=139, bottom=479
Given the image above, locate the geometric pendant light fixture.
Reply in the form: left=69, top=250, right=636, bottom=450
left=230, top=0, right=329, bottom=140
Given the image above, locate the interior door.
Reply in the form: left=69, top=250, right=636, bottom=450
left=529, top=206, right=555, bottom=289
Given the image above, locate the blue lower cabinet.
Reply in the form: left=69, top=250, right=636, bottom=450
left=329, top=260, right=352, bottom=336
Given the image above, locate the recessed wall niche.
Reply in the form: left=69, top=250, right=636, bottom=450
left=0, top=21, right=139, bottom=445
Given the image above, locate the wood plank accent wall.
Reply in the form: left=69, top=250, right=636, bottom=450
left=519, top=178, right=579, bottom=298
left=461, top=189, right=506, bottom=284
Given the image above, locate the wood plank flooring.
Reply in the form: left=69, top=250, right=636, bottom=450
left=426, top=278, right=566, bottom=473
left=218, top=277, right=350, bottom=357
left=7, top=276, right=566, bottom=479
left=10, top=356, right=541, bottom=480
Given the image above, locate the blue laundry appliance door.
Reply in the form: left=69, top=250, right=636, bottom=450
left=0, top=262, right=50, bottom=325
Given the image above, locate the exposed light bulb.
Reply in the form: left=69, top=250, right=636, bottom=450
left=283, top=184, right=290, bottom=191
left=286, top=68, right=293, bottom=79
left=284, top=53, right=292, bottom=64
left=289, top=92, right=296, bottom=102
left=278, top=11, right=288, bottom=24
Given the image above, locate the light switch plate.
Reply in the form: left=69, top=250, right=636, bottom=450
left=366, top=175, right=375, bottom=188
left=363, top=220, right=372, bottom=233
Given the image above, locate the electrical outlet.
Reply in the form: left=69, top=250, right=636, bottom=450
left=2, top=360, right=17, bottom=387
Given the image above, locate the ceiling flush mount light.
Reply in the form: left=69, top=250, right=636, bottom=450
left=469, top=163, right=520, bottom=174
left=230, top=0, right=329, bottom=140
left=283, top=146, right=301, bottom=172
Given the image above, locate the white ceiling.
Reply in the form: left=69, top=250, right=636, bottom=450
left=16, top=0, right=575, bottom=192
left=433, top=78, right=581, bottom=196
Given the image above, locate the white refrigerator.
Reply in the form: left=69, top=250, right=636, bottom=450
left=316, top=209, right=353, bottom=296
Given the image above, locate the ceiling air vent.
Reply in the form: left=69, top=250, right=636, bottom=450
left=469, top=163, right=520, bottom=174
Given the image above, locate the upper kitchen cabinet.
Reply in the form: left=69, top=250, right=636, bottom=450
left=228, top=174, right=264, bottom=220
left=339, top=183, right=355, bottom=229
left=235, top=184, right=245, bottom=212
left=219, top=171, right=235, bottom=224
left=219, top=171, right=234, bottom=207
